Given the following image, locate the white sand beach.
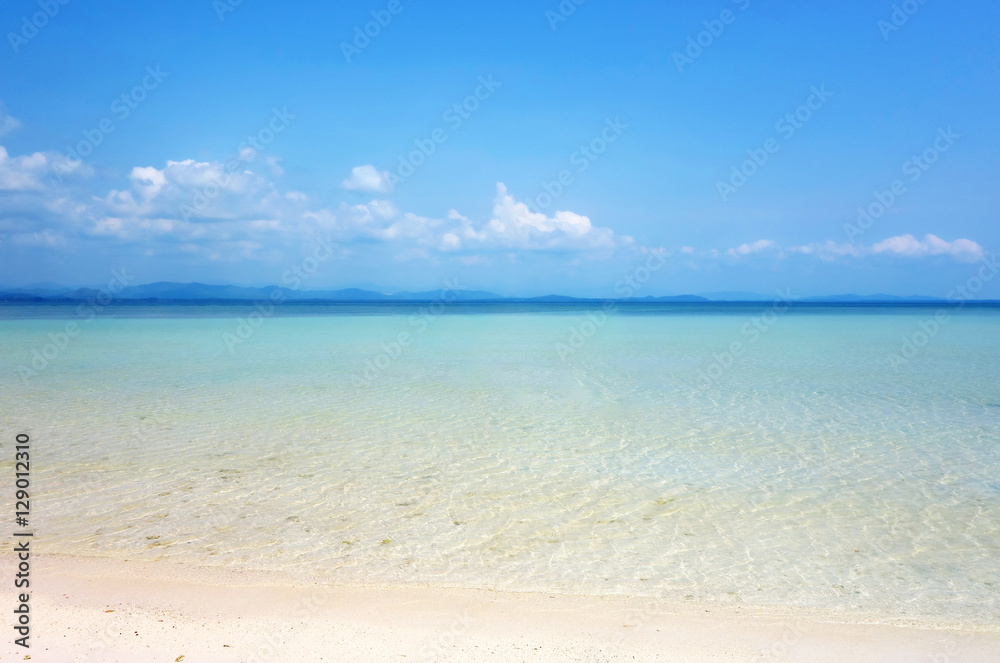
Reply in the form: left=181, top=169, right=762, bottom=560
left=2, top=555, right=998, bottom=662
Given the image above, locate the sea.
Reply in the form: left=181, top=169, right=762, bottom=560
left=1, top=301, right=998, bottom=627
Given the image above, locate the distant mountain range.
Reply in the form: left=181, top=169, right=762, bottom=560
left=0, top=282, right=986, bottom=303
left=0, top=282, right=497, bottom=302
left=0, top=282, right=707, bottom=303
left=799, top=294, right=945, bottom=303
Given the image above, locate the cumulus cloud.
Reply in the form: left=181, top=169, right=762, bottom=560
left=0, top=109, right=91, bottom=191
left=872, top=234, right=984, bottom=262
left=100, top=158, right=299, bottom=225
left=2, top=137, right=986, bottom=278
left=0, top=144, right=318, bottom=264
left=0, top=141, right=622, bottom=265
left=0, top=146, right=49, bottom=191
left=451, top=183, right=617, bottom=251
left=0, top=146, right=87, bottom=191
left=304, top=182, right=620, bottom=254
left=341, top=164, right=394, bottom=194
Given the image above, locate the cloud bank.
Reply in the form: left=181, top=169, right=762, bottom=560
left=0, top=137, right=989, bottom=275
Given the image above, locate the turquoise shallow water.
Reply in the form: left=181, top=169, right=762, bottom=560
left=1, top=303, right=999, bottom=626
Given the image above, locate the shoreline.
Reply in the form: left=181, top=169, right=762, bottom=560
left=4, top=555, right=999, bottom=662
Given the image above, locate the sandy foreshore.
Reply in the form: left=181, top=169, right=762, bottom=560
left=2, top=555, right=998, bottom=662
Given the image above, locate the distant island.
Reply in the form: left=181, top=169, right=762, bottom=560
left=0, top=282, right=991, bottom=304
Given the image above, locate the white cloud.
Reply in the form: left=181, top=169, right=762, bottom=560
left=0, top=146, right=49, bottom=190
left=306, top=182, right=620, bottom=254
left=719, top=236, right=986, bottom=263
left=726, top=239, right=777, bottom=257
left=366, top=199, right=398, bottom=220
left=317, top=202, right=438, bottom=241
left=1, top=142, right=623, bottom=263
left=789, top=240, right=864, bottom=260
left=451, top=183, right=617, bottom=251
left=440, top=232, right=461, bottom=251
left=2, top=148, right=310, bottom=254
left=5, top=137, right=985, bottom=277
left=872, top=234, right=984, bottom=262
left=100, top=158, right=296, bottom=224
left=341, top=164, right=394, bottom=194
left=0, top=145, right=86, bottom=191
left=129, top=165, right=167, bottom=201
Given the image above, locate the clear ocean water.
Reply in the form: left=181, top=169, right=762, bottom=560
left=2, top=302, right=999, bottom=626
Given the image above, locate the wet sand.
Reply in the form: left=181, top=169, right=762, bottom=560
left=3, top=555, right=998, bottom=662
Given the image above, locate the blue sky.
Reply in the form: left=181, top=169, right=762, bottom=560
left=1, top=0, right=998, bottom=297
